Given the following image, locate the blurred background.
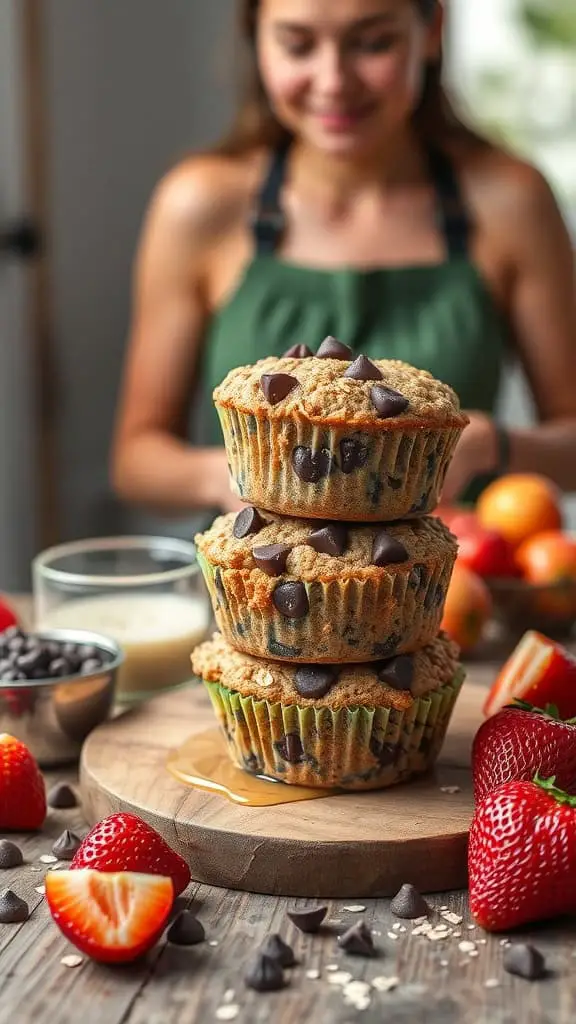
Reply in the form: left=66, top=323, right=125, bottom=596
left=1, top=0, right=576, bottom=590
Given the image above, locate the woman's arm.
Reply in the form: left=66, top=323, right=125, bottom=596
left=443, top=165, right=576, bottom=501
left=111, top=159, right=243, bottom=515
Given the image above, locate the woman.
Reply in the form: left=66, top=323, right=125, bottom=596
left=112, top=0, right=576, bottom=516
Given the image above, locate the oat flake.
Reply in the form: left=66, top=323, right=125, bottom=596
left=61, top=955, right=83, bottom=969
left=216, top=1007, right=239, bottom=1022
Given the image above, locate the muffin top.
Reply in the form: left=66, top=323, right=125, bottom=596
left=213, top=343, right=468, bottom=431
left=195, top=509, right=456, bottom=583
left=192, top=632, right=461, bottom=711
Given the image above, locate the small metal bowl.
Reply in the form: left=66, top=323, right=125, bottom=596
left=0, top=628, right=124, bottom=768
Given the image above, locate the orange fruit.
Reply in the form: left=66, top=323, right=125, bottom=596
left=516, top=531, right=576, bottom=620
left=441, top=563, right=493, bottom=654
left=476, top=474, right=562, bottom=548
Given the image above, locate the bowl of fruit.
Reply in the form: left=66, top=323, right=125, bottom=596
left=0, top=612, right=123, bottom=767
left=438, top=474, right=576, bottom=653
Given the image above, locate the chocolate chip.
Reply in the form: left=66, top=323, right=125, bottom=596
left=261, top=934, right=297, bottom=968
left=287, top=906, right=328, bottom=934
left=378, top=656, right=414, bottom=692
left=233, top=506, right=265, bottom=540
left=277, top=734, right=305, bottom=764
left=47, top=783, right=78, bottom=809
left=0, top=890, right=29, bottom=924
left=48, top=657, right=71, bottom=677
left=283, top=343, right=313, bottom=359
left=273, top=581, right=309, bottom=619
left=0, top=841, right=23, bottom=869
left=79, top=644, right=99, bottom=661
left=371, top=531, right=409, bottom=566
left=317, top=336, right=353, bottom=360
left=292, top=446, right=333, bottom=483
left=343, top=355, right=382, bottom=381
left=409, top=564, right=428, bottom=590
left=370, top=385, right=409, bottom=419
left=253, top=544, right=292, bottom=577
left=390, top=883, right=430, bottom=920
left=307, top=524, right=348, bottom=557
left=167, top=911, right=206, bottom=946
left=369, top=738, right=397, bottom=766
left=372, top=635, right=401, bottom=658
left=338, top=920, right=376, bottom=957
left=503, top=943, right=546, bottom=981
left=245, top=953, right=285, bottom=992
left=339, top=438, right=369, bottom=475
left=52, top=830, right=82, bottom=861
left=294, top=666, right=339, bottom=699
left=261, top=373, right=298, bottom=405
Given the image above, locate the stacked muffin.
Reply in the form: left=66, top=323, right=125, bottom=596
left=192, top=338, right=469, bottom=791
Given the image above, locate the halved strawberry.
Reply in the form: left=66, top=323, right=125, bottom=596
left=0, top=733, right=46, bottom=830
left=45, top=870, right=173, bottom=963
left=70, top=813, right=191, bottom=895
left=483, top=631, right=576, bottom=719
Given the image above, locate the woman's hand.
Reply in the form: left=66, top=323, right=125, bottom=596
left=440, top=412, right=498, bottom=505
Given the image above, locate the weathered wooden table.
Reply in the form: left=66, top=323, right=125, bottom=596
left=1, top=607, right=575, bottom=1024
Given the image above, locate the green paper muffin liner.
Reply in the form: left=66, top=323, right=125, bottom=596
left=217, top=405, right=463, bottom=522
left=203, top=668, right=465, bottom=791
left=197, top=549, right=455, bottom=663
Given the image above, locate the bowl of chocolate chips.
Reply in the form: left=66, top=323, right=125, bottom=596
left=0, top=625, right=123, bottom=767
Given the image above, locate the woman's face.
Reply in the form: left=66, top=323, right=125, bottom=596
left=256, top=0, right=442, bottom=156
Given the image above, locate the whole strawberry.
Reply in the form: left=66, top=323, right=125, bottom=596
left=0, top=733, right=46, bottom=830
left=473, top=703, right=576, bottom=803
left=71, top=813, right=191, bottom=895
left=469, top=776, right=576, bottom=931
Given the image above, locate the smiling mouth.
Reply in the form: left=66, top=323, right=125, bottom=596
left=311, top=105, right=375, bottom=129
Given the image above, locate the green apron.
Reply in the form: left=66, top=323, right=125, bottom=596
left=197, top=145, right=510, bottom=504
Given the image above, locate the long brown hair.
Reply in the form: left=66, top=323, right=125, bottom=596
left=216, top=0, right=485, bottom=156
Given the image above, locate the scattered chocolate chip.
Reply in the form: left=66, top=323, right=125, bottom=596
left=370, top=385, right=409, bottom=419
left=273, top=581, right=309, bottom=619
left=167, top=911, right=206, bottom=946
left=287, top=906, right=328, bottom=934
left=390, top=883, right=430, bottom=920
left=245, top=953, right=285, bottom=992
left=0, top=841, right=23, bottom=869
left=261, top=934, right=297, bottom=968
left=253, top=544, right=292, bottom=577
left=343, top=355, right=382, bottom=382
left=233, top=506, right=265, bottom=540
left=277, top=734, right=305, bottom=764
left=339, top=438, right=369, bottom=475
left=377, top=656, right=415, bottom=692
left=503, top=943, right=546, bottom=981
left=317, top=336, right=353, bottom=360
left=47, top=782, right=78, bottom=809
left=294, top=666, right=339, bottom=699
left=338, top=920, right=376, bottom=957
left=52, top=830, right=82, bottom=861
left=307, top=524, right=348, bottom=557
left=0, top=890, right=29, bottom=924
left=283, top=343, right=313, bottom=359
left=292, top=446, right=333, bottom=483
left=371, top=531, right=409, bottom=566
left=261, top=373, right=298, bottom=405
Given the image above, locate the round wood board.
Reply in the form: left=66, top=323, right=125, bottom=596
left=80, top=680, right=485, bottom=899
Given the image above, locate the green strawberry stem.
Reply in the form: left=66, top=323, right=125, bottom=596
left=533, top=773, right=576, bottom=806
left=509, top=700, right=576, bottom=724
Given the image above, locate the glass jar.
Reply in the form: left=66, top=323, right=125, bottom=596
left=33, top=536, right=211, bottom=704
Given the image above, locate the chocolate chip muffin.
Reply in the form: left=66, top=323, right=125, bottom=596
left=195, top=508, right=457, bottom=663
left=214, top=340, right=468, bottom=522
left=192, top=631, right=464, bottom=790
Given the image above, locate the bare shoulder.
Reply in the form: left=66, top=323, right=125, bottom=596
left=455, top=142, right=569, bottom=253
left=145, top=148, right=269, bottom=247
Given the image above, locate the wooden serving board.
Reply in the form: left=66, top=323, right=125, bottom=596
left=80, top=680, right=486, bottom=899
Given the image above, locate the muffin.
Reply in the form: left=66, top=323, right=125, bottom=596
left=192, top=631, right=464, bottom=790
left=214, top=342, right=468, bottom=521
left=195, top=509, right=457, bottom=663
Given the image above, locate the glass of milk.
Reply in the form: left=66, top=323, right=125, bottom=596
left=33, top=537, right=211, bottom=704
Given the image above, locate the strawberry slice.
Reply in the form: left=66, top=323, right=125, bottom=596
left=0, top=733, right=46, bottom=830
left=483, top=631, right=576, bottom=719
left=70, top=813, right=191, bottom=895
left=45, top=870, right=173, bottom=963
